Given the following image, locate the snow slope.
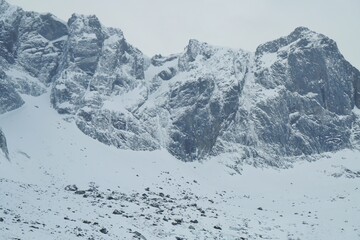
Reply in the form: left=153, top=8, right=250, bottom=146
left=0, top=92, right=360, bottom=239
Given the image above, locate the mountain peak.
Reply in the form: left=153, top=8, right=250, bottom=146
left=178, top=39, right=213, bottom=70
left=66, top=13, right=106, bottom=43
left=0, top=0, right=18, bottom=12
left=185, top=39, right=208, bottom=52
left=288, top=26, right=325, bottom=42
left=68, top=13, right=99, bottom=22
left=1, top=2, right=359, bottom=164
left=68, top=13, right=102, bottom=30
left=0, top=0, right=9, bottom=7
left=256, top=26, right=334, bottom=55
left=292, top=26, right=311, bottom=34
left=0, top=0, right=20, bottom=21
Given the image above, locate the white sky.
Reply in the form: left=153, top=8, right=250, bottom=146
left=6, top=0, right=360, bottom=69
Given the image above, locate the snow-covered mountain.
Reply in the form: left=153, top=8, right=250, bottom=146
left=1, top=1, right=360, bottom=239
left=1, top=0, right=360, bottom=164
left=0, top=82, right=360, bottom=240
left=0, top=80, right=360, bottom=239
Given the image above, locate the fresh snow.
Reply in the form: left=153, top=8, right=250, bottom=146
left=5, top=67, right=46, bottom=88
left=103, top=34, right=123, bottom=47
left=102, top=86, right=147, bottom=112
left=81, top=32, right=97, bottom=39
left=353, top=106, right=360, bottom=116
left=0, top=0, right=18, bottom=22
left=259, top=52, right=278, bottom=68
left=0, top=92, right=359, bottom=239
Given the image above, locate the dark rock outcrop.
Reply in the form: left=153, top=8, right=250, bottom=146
left=0, top=129, right=9, bottom=160
left=0, top=77, right=24, bottom=114
left=216, top=27, right=360, bottom=164
left=0, top=0, right=63, bottom=114
left=0, top=0, right=68, bottom=83
left=164, top=40, right=249, bottom=160
left=50, top=14, right=156, bottom=150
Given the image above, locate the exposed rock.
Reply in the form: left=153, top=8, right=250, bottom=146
left=0, top=129, right=9, bottom=160
left=133, top=231, right=147, bottom=240
left=214, top=27, right=360, bottom=165
left=214, top=225, right=222, bottom=230
left=0, top=1, right=68, bottom=83
left=158, top=67, right=176, bottom=81
left=0, top=79, right=24, bottom=114
left=0, top=0, right=61, bottom=115
left=112, top=209, right=123, bottom=215
left=74, top=190, right=86, bottom=195
left=151, top=54, right=178, bottom=66
left=64, top=185, right=78, bottom=191
left=15, top=12, right=68, bottom=83
left=162, top=40, right=249, bottom=161
left=172, top=218, right=183, bottom=225
left=1, top=0, right=360, bottom=164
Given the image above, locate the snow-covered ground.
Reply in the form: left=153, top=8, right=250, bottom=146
left=0, top=93, right=359, bottom=239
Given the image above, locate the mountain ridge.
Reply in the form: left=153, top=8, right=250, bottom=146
left=1, top=0, right=360, bottom=164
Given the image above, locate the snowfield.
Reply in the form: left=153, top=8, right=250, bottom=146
left=0, top=93, right=360, bottom=239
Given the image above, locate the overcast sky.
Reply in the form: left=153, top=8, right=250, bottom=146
left=7, top=0, right=360, bottom=69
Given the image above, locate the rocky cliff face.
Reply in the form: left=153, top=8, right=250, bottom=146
left=137, top=40, right=251, bottom=160
left=0, top=69, right=24, bottom=114
left=1, top=0, right=360, bottom=164
left=0, top=128, right=9, bottom=160
left=214, top=27, right=360, bottom=165
left=50, top=13, right=157, bottom=150
left=0, top=0, right=64, bottom=109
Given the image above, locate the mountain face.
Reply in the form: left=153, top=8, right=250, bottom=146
left=0, top=128, right=9, bottom=159
left=1, top=0, right=360, bottom=164
left=215, top=27, right=360, bottom=165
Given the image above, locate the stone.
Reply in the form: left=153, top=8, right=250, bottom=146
left=99, top=227, right=108, bottom=234
left=0, top=129, right=9, bottom=160
left=64, top=185, right=78, bottom=191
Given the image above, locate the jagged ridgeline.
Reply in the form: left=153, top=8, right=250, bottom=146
left=1, top=0, right=360, bottom=163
